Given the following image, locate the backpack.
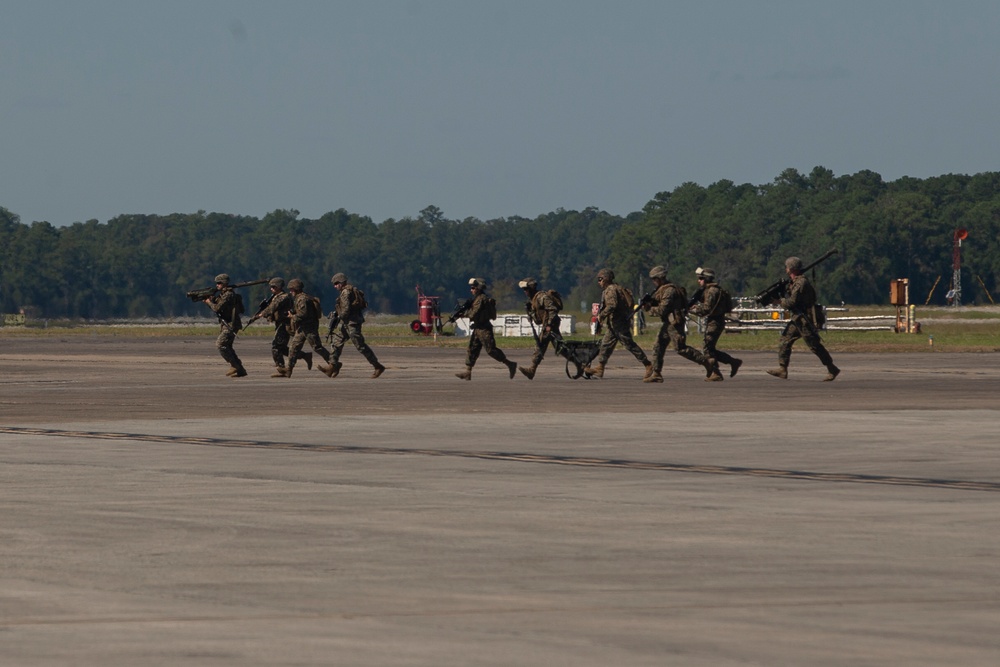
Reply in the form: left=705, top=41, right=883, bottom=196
left=234, top=293, right=245, bottom=316
left=483, top=296, right=497, bottom=321
left=353, top=287, right=368, bottom=311
left=670, top=284, right=688, bottom=312
left=547, top=289, right=563, bottom=310
left=621, top=286, right=635, bottom=312
left=716, top=287, right=734, bottom=314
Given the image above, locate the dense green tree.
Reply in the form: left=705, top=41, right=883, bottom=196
left=2, top=168, right=999, bottom=319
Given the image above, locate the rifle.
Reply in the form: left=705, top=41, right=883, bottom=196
left=442, top=298, right=474, bottom=326
left=524, top=299, right=572, bottom=360
left=628, top=293, right=654, bottom=321
left=186, top=278, right=270, bottom=302
left=245, top=292, right=277, bottom=331
left=755, top=249, right=839, bottom=306
left=325, top=311, right=341, bottom=344
left=686, top=288, right=704, bottom=311
left=524, top=302, right=542, bottom=346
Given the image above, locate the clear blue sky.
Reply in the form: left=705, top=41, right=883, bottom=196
left=3, top=1, right=999, bottom=226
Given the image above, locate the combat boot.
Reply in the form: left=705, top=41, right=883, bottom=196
left=226, top=366, right=239, bottom=377
left=371, top=363, right=385, bottom=379
left=321, top=362, right=341, bottom=378
left=766, top=367, right=788, bottom=380
left=642, top=362, right=654, bottom=380
left=583, top=362, right=604, bottom=378
left=730, top=358, right=743, bottom=378
left=301, top=352, right=313, bottom=370
left=271, top=366, right=289, bottom=378
left=705, top=371, right=723, bottom=382
left=232, top=365, right=248, bottom=378
left=505, top=359, right=518, bottom=379
left=643, top=370, right=663, bottom=383
left=824, top=365, right=841, bottom=382
left=518, top=364, right=537, bottom=380
left=455, top=366, right=472, bottom=381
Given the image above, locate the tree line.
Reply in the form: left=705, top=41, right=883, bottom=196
left=2, top=167, right=998, bottom=320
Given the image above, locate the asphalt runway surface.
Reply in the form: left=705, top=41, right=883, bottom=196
left=2, top=336, right=999, bottom=666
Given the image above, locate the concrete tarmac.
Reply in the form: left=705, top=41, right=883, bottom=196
left=2, top=336, right=999, bottom=665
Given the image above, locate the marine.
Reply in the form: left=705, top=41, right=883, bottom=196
left=584, top=268, right=652, bottom=380
left=202, top=273, right=247, bottom=377
left=517, top=277, right=567, bottom=380
left=767, top=256, right=840, bottom=381
left=643, top=265, right=716, bottom=382
left=327, top=272, right=385, bottom=379
left=687, top=267, right=742, bottom=381
left=282, top=278, right=335, bottom=378
left=455, top=278, right=517, bottom=380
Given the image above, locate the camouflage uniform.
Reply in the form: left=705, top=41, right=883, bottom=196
left=465, top=292, right=513, bottom=369
left=287, top=289, right=332, bottom=373
left=257, top=288, right=311, bottom=371
left=775, top=274, right=838, bottom=376
left=587, top=271, right=651, bottom=377
left=688, top=279, right=741, bottom=379
left=329, top=279, right=384, bottom=378
left=647, top=281, right=713, bottom=378
left=456, top=278, right=517, bottom=380
left=205, top=283, right=246, bottom=376
left=526, top=289, right=564, bottom=367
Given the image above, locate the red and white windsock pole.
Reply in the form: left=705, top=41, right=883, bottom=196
left=952, top=228, right=968, bottom=306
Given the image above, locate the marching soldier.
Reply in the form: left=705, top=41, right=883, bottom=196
left=767, top=257, right=840, bottom=381
left=643, top=265, right=715, bottom=383
left=688, top=267, right=742, bottom=381
left=583, top=268, right=652, bottom=379
left=202, top=273, right=247, bottom=377
left=455, top=278, right=517, bottom=380
left=283, top=278, right=335, bottom=378
left=327, top=273, right=385, bottom=379
left=248, top=277, right=312, bottom=378
left=517, top=277, right=566, bottom=380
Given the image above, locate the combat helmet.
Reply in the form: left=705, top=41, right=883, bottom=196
left=468, top=277, right=487, bottom=289
left=215, top=273, right=230, bottom=285
left=287, top=278, right=304, bottom=292
left=331, top=273, right=348, bottom=285
left=785, top=256, right=804, bottom=273
left=695, top=267, right=716, bottom=281
left=648, top=265, right=668, bottom=280
left=518, top=277, right=538, bottom=290
left=596, top=268, right=615, bottom=281
left=268, top=277, right=285, bottom=290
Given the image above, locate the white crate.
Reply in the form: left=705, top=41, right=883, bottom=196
left=453, top=314, right=576, bottom=337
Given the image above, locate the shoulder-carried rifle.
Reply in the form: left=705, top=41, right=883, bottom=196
left=245, top=291, right=277, bottom=330
left=628, top=293, right=654, bottom=321
left=442, top=298, right=474, bottom=326
left=755, top=249, right=839, bottom=306
left=686, top=288, right=704, bottom=310
left=186, top=278, right=270, bottom=302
